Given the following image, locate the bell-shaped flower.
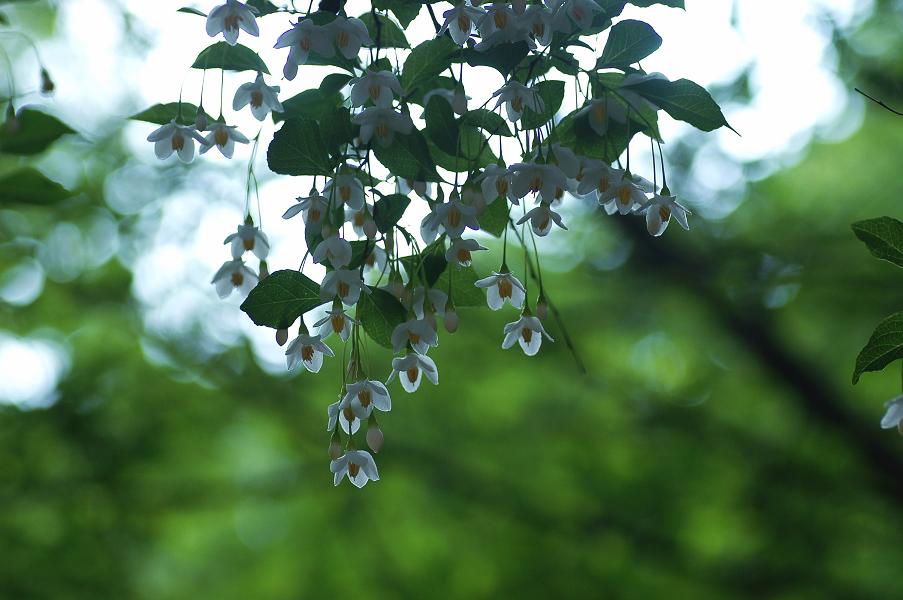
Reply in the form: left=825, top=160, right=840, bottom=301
left=517, top=201, right=568, bottom=237
left=387, top=352, right=439, bottom=393
left=327, top=397, right=361, bottom=434
left=440, top=2, right=486, bottom=45
left=475, top=19, right=535, bottom=51
left=576, top=96, right=628, bottom=137
left=200, top=122, right=250, bottom=159
left=352, top=107, right=413, bottom=147
left=211, top=258, right=258, bottom=299
left=233, top=72, right=284, bottom=121
left=576, top=160, right=622, bottom=201
left=477, top=163, right=516, bottom=206
left=275, top=19, right=334, bottom=80
left=523, top=4, right=557, bottom=46
left=412, top=286, right=448, bottom=319
left=475, top=269, right=526, bottom=310
left=434, top=197, right=481, bottom=239
left=206, top=0, right=259, bottom=46
left=543, top=143, right=581, bottom=189
left=397, top=178, right=433, bottom=200
left=477, top=2, right=516, bottom=37
left=343, top=380, right=392, bottom=419
left=282, top=188, right=329, bottom=228
left=285, top=333, right=334, bottom=372
left=313, top=235, right=353, bottom=269
left=324, top=173, right=365, bottom=211
left=223, top=223, right=269, bottom=260
left=492, top=81, right=544, bottom=122
left=363, top=245, right=387, bottom=273
left=350, top=70, right=402, bottom=108
left=321, top=269, right=368, bottom=305
left=640, top=188, right=690, bottom=237
left=502, top=312, right=553, bottom=356
left=347, top=205, right=375, bottom=238
left=330, top=450, right=379, bottom=488
left=314, top=303, right=358, bottom=341
left=391, top=317, right=439, bottom=354
left=599, top=171, right=649, bottom=215
left=328, top=17, right=372, bottom=60
left=510, top=161, right=568, bottom=203
left=881, top=396, right=903, bottom=432
left=146, top=120, right=208, bottom=163
left=446, top=237, right=487, bottom=267
left=556, top=0, right=602, bottom=31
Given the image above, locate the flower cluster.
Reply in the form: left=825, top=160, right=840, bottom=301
left=142, top=0, right=730, bottom=487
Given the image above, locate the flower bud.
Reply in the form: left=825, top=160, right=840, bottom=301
left=39, top=68, right=55, bottom=96
left=452, top=84, right=468, bottom=116
left=195, top=109, right=208, bottom=132
left=366, top=423, right=384, bottom=453
left=258, top=260, right=269, bottom=280
left=275, top=328, right=288, bottom=346
left=363, top=219, right=378, bottom=239
left=512, top=0, right=527, bottom=15
left=328, top=435, right=343, bottom=460
left=444, top=308, right=459, bottom=333
left=384, top=230, right=394, bottom=253
left=536, top=296, right=548, bottom=320
left=426, top=311, right=438, bottom=332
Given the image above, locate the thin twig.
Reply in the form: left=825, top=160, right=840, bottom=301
left=855, top=87, right=903, bottom=117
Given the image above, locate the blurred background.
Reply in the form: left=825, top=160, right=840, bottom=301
left=3, top=0, right=903, bottom=598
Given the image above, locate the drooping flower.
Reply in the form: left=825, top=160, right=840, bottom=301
left=328, top=17, right=372, bottom=60
left=445, top=237, right=487, bottom=267
left=363, top=245, right=387, bottom=273
left=555, top=0, right=603, bottom=31
left=314, top=303, right=358, bottom=341
left=576, top=160, right=623, bottom=201
left=146, top=120, right=208, bottom=163
left=285, top=333, right=335, bottom=372
left=349, top=70, right=402, bottom=108
left=211, top=258, right=258, bottom=299
left=476, top=2, right=516, bottom=37
left=474, top=269, right=526, bottom=310
left=205, top=0, right=259, bottom=46
left=223, top=223, right=270, bottom=260
left=275, top=19, right=334, bottom=80
left=491, top=81, right=545, bottom=122
left=412, top=286, right=449, bottom=320
left=640, top=188, right=691, bottom=237
left=881, top=396, right=903, bottom=432
left=576, top=96, right=628, bottom=137
left=352, top=107, right=414, bottom=147
left=397, top=178, right=433, bottom=200
left=422, top=85, right=470, bottom=116
left=440, top=2, right=486, bottom=45
left=233, top=72, right=284, bottom=121
left=510, top=161, right=569, bottom=203
left=391, top=317, right=439, bottom=354
left=327, top=397, right=361, bottom=434
left=342, top=380, right=392, bottom=419
left=599, top=171, right=649, bottom=215
left=477, top=162, right=516, bottom=206
left=324, top=173, right=366, bottom=211
left=320, top=269, right=368, bottom=305
left=517, top=202, right=568, bottom=236
left=330, top=450, right=379, bottom=488
left=312, top=235, right=353, bottom=269
left=282, top=188, right=329, bottom=228
left=200, top=122, right=250, bottom=159
left=502, top=312, right=553, bottom=356
left=421, top=197, right=481, bottom=242
left=522, top=4, right=559, bottom=46
left=387, top=352, right=439, bottom=393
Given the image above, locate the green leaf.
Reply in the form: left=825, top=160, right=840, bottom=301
left=247, top=0, right=279, bottom=16
left=373, top=193, right=411, bottom=233
left=191, top=42, right=270, bottom=73
left=372, top=129, right=441, bottom=182
left=461, top=42, right=530, bottom=77
left=401, top=36, right=458, bottom=93
left=320, top=73, right=353, bottom=96
left=853, top=312, right=903, bottom=384
left=358, top=12, right=409, bottom=48
left=267, top=118, right=336, bottom=176
left=347, top=240, right=374, bottom=270
left=629, top=0, right=684, bottom=8
left=129, top=102, right=201, bottom=126
left=597, top=19, right=662, bottom=70
left=177, top=6, right=206, bottom=16
left=357, top=287, right=407, bottom=348
left=460, top=109, right=512, bottom=137
left=428, top=127, right=496, bottom=172
left=305, top=48, right=360, bottom=73
left=852, top=217, right=903, bottom=268
left=521, top=80, right=565, bottom=129
left=435, top=265, right=484, bottom=307
left=629, top=77, right=734, bottom=133
left=0, top=11, right=8, bottom=25
left=275, top=89, right=343, bottom=123
left=424, top=95, right=460, bottom=156
left=0, top=109, right=75, bottom=155
left=0, top=167, right=73, bottom=206
left=319, top=106, right=355, bottom=155
left=478, top=198, right=510, bottom=238
left=240, top=270, right=323, bottom=329
left=372, top=0, right=421, bottom=28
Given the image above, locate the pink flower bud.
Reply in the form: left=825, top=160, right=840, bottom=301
left=328, top=437, right=343, bottom=460
left=258, top=261, right=269, bottom=280
left=444, top=308, right=459, bottom=333
left=536, top=297, right=548, bottom=320
left=275, top=328, right=288, bottom=346
left=194, top=110, right=208, bottom=132
left=367, top=425, right=384, bottom=453
left=363, top=219, right=378, bottom=239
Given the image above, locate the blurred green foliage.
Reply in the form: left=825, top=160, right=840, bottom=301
left=3, top=2, right=903, bottom=599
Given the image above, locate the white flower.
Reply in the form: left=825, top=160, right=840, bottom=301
left=391, top=318, right=439, bottom=354
left=881, top=396, right=903, bottom=431
left=517, top=202, right=568, bottom=236
left=387, top=353, right=439, bottom=393
left=440, top=2, right=486, bottom=45
left=282, top=188, right=330, bottom=228
left=475, top=270, right=526, bottom=310
left=576, top=96, right=628, bottom=137
left=314, top=304, right=358, bottom=341
left=544, top=143, right=581, bottom=185
left=275, top=19, right=334, bottom=80
left=576, top=161, right=622, bottom=201
left=363, top=245, right=387, bottom=273
left=327, top=397, right=360, bottom=434
left=397, top=178, right=433, bottom=199
left=350, top=70, right=402, bottom=108
left=205, top=0, right=259, bottom=46
left=600, top=172, right=649, bottom=215
left=422, top=198, right=480, bottom=241
left=223, top=223, right=269, bottom=260
left=347, top=206, right=376, bottom=238
left=211, top=258, right=258, bottom=299
left=556, top=0, right=602, bottom=31
left=522, top=4, right=557, bottom=46
left=321, top=269, right=368, bottom=305
left=422, top=86, right=470, bottom=116
left=343, top=380, right=392, bottom=419
left=200, top=122, right=250, bottom=159
left=477, top=163, right=516, bottom=206
left=477, top=2, right=516, bottom=37
left=324, top=173, right=365, bottom=211
left=312, top=235, right=353, bottom=269
left=446, top=238, right=487, bottom=267
left=475, top=19, right=535, bottom=51
left=352, top=107, right=413, bottom=147
left=502, top=313, right=553, bottom=356
left=412, top=286, right=448, bottom=319
left=233, top=73, right=283, bottom=121
left=491, top=81, right=544, bottom=122
left=510, top=161, right=568, bottom=202
left=640, top=189, right=690, bottom=237
left=285, top=333, right=334, bottom=372
left=329, top=17, right=372, bottom=59
left=146, top=120, right=207, bottom=163
left=330, top=450, right=379, bottom=488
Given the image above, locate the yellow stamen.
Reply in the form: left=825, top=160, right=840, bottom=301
left=214, top=128, right=229, bottom=147
left=336, top=30, right=349, bottom=48
left=406, top=367, right=419, bottom=383
left=376, top=122, right=390, bottom=139
left=448, top=207, right=461, bottom=229
left=593, top=102, right=607, bottom=123
left=457, top=248, right=471, bottom=264
left=348, top=462, right=360, bottom=477
left=659, top=205, right=672, bottom=221
left=301, top=345, right=315, bottom=362
left=494, top=11, right=508, bottom=29
left=243, top=237, right=255, bottom=251
left=250, top=90, right=264, bottom=108
left=495, top=178, right=508, bottom=196
left=529, top=175, right=543, bottom=193
left=300, top=37, right=311, bottom=51
left=618, top=185, right=632, bottom=206
left=457, top=14, right=471, bottom=32
left=511, top=96, right=524, bottom=114
left=498, top=277, right=513, bottom=299
left=171, top=131, right=185, bottom=152
left=230, top=271, right=244, bottom=286
left=369, top=85, right=381, bottom=101
left=331, top=314, right=345, bottom=334
left=340, top=185, right=352, bottom=203
left=337, top=281, right=350, bottom=298
left=521, top=327, right=533, bottom=343
left=359, top=389, right=372, bottom=408
left=224, top=14, right=241, bottom=31
left=597, top=176, right=610, bottom=194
